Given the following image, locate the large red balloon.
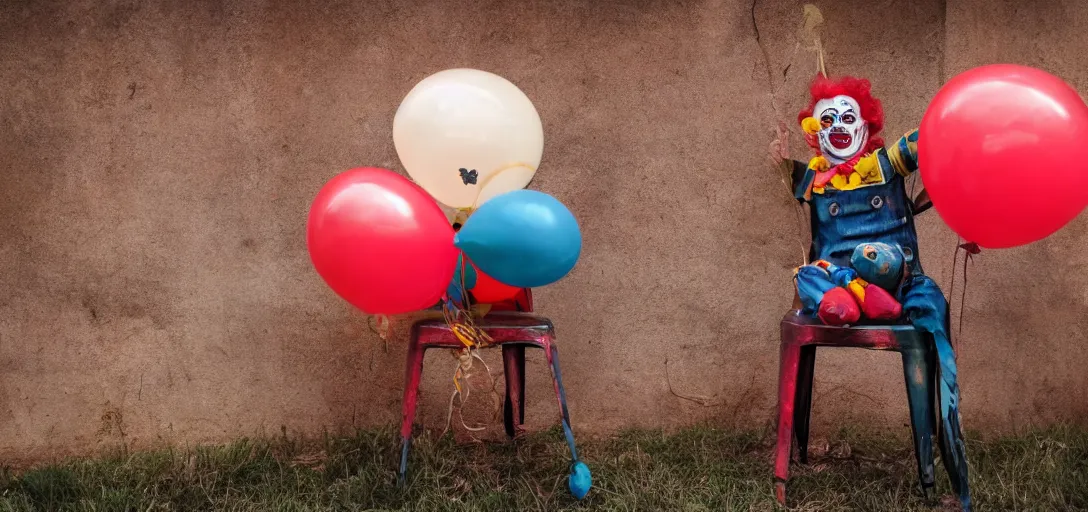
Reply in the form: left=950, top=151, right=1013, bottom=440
left=307, top=167, right=457, bottom=314
left=919, top=64, right=1088, bottom=248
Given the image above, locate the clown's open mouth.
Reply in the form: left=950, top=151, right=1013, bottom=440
left=828, top=131, right=853, bottom=150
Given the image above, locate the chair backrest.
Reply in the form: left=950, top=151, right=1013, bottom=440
left=516, top=288, right=534, bottom=312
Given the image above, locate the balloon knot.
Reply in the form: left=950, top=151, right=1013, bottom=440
left=959, top=242, right=981, bottom=255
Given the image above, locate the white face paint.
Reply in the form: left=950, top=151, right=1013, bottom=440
left=813, top=95, right=869, bottom=164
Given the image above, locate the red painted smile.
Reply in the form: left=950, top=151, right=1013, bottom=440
left=829, top=131, right=853, bottom=150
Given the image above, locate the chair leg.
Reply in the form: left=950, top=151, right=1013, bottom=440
left=502, top=344, right=527, bottom=439
left=901, top=344, right=936, bottom=499
left=793, top=346, right=817, bottom=464
left=543, top=343, right=579, bottom=462
left=398, top=341, right=426, bottom=486
left=544, top=342, right=593, bottom=500
left=934, top=363, right=972, bottom=511
left=774, top=341, right=803, bottom=506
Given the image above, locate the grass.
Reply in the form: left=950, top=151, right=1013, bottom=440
left=0, top=425, right=1085, bottom=511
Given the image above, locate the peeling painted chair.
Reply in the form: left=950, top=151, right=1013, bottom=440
left=774, top=182, right=971, bottom=508
left=776, top=313, right=948, bottom=501
left=398, top=289, right=589, bottom=497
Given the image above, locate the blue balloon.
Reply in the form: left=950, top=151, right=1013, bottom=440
left=455, top=190, right=581, bottom=288
left=569, top=461, right=592, bottom=499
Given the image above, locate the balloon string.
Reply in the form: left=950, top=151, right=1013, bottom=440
left=469, top=161, right=538, bottom=211
left=947, top=239, right=958, bottom=336
left=800, top=4, right=828, bottom=77
left=441, top=257, right=501, bottom=437
left=369, top=314, right=391, bottom=340
left=957, top=242, right=979, bottom=342
left=442, top=160, right=536, bottom=343
left=443, top=347, right=501, bottom=436
left=946, top=239, right=980, bottom=349
left=438, top=160, right=534, bottom=435
left=445, top=222, right=488, bottom=346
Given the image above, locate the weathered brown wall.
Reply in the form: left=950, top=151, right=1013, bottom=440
left=2, top=0, right=1086, bottom=460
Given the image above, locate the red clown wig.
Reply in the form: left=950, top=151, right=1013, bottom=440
left=798, top=75, right=885, bottom=155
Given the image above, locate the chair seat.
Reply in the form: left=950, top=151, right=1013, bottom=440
left=412, top=312, right=555, bottom=348
left=781, top=310, right=924, bottom=351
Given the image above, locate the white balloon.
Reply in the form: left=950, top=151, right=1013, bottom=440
left=393, top=69, right=544, bottom=209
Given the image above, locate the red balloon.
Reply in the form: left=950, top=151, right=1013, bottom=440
left=468, top=261, right=522, bottom=303
left=919, top=64, right=1088, bottom=248
left=307, top=167, right=457, bottom=314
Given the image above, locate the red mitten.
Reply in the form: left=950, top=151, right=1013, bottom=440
left=818, top=287, right=861, bottom=326
left=859, top=283, right=903, bottom=321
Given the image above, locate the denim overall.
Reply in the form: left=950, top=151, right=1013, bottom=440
left=806, top=163, right=922, bottom=273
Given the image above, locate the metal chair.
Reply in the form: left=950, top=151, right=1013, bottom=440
left=774, top=311, right=954, bottom=503
left=397, top=290, right=588, bottom=496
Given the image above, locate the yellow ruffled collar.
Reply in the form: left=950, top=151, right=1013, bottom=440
left=811, top=152, right=884, bottom=194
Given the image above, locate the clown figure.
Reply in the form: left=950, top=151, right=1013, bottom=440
left=773, top=75, right=971, bottom=509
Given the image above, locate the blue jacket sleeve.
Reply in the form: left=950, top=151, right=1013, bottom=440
left=791, top=159, right=814, bottom=202
left=886, top=129, right=920, bottom=177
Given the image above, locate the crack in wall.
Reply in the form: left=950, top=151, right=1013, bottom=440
left=750, top=0, right=781, bottom=119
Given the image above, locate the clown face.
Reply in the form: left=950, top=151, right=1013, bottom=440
left=814, top=95, right=869, bottom=163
